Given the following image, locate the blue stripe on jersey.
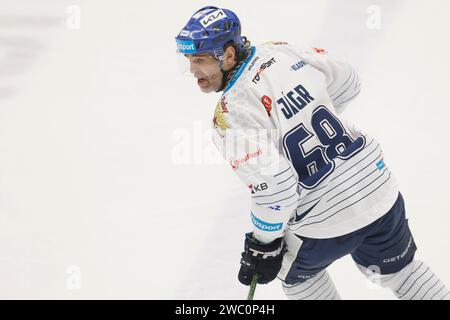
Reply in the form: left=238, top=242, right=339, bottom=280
left=332, top=72, right=357, bottom=101
left=326, top=166, right=380, bottom=203
left=292, top=171, right=392, bottom=229
left=273, top=167, right=291, bottom=177
left=256, top=191, right=297, bottom=206
left=330, top=69, right=354, bottom=98
left=332, top=139, right=377, bottom=178
left=336, top=88, right=361, bottom=105
left=324, top=151, right=383, bottom=199
left=296, top=138, right=378, bottom=208
left=277, top=174, right=295, bottom=185
left=304, top=167, right=388, bottom=221
left=298, top=195, right=323, bottom=208
left=298, top=183, right=328, bottom=198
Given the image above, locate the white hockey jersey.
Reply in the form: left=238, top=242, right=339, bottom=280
left=211, top=42, right=399, bottom=243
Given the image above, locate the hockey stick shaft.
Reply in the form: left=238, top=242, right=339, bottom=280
left=247, top=273, right=260, bottom=300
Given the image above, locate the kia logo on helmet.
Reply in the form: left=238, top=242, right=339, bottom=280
left=200, top=9, right=228, bottom=28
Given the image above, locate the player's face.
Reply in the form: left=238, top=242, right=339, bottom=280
left=185, top=54, right=222, bottom=93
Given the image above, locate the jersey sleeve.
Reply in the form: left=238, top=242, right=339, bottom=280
left=297, top=47, right=361, bottom=114
left=212, top=93, right=300, bottom=244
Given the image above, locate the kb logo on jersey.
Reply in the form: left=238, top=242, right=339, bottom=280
left=248, top=183, right=268, bottom=194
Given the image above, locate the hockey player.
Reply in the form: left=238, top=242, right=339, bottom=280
left=175, top=6, right=449, bottom=300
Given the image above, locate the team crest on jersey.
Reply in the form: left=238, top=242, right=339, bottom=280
left=213, top=96, right=229, bottom=132
left=261, top=95, right=272, bottom=116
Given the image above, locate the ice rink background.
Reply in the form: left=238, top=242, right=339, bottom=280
left=0, top=0, right=449, bottom=299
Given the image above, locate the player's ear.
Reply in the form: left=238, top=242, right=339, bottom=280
left=222, top=45, right=237, bottom=72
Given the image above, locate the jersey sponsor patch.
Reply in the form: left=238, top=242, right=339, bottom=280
left=263, top=41, right=288, bottom=46
left=251, top=213, right=283, bottom=232
left=271, top=41, right=288, bottom=45
left=248, top=182, right=269, bottom=194
left=290, top=60, right=307, bottom=71
left=247, top=56, right=260, bottom=72
left=230, top=148, right=263, bottom=171
left=252, top=58, right=276, bottom=84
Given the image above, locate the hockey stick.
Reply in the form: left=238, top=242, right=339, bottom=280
left=247, top=273, right=260, bottom=300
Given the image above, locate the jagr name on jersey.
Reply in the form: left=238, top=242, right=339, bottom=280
left=277, top=84, right=315, bottom=119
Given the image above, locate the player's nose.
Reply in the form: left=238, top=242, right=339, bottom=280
left=189, top=61, right=198, bottom=75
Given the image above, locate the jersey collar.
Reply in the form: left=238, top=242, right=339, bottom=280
left=223, top=46, right=256, bottom=94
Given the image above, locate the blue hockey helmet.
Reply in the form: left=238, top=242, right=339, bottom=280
left=175, top=6, right=244, bottom=61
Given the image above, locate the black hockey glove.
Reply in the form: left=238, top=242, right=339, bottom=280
left=238, top=232, right=286, bottom=286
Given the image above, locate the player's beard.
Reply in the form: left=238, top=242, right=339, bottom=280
left=197, top=71, right=223, bottom=93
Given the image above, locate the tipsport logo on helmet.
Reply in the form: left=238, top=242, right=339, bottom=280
left=200, top=9, right=228, bottom=28
left=176, top=39, right=197, bottom=54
